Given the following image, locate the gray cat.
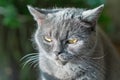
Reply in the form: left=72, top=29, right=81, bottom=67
left=27, top=5, right=120, bottom=80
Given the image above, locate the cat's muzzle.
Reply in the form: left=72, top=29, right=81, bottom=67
left=54, top=53, right=73, bottom=65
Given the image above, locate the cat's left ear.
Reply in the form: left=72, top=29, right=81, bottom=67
left=27, top=5, right=46, bottom=24
left=82, top=4, right=104, bottom=22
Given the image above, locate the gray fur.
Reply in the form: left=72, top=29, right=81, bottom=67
left=27, top=5, right=120, bottom=80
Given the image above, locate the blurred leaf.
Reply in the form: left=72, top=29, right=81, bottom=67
left=0, top=0, right=8, bottom=6
left=3, top=17, right=20, bottom=28
left=86, top=0, right=105, bottom=7
left=26, top=0, right=36, bottom=4
left=99, top=12, right=111, bottom=25
left=99, top=12, right=115, bottom=33
left=2, top=5, right=21, bottom=28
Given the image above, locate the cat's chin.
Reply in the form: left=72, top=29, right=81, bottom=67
left=55, top=60, right=67, bottom=66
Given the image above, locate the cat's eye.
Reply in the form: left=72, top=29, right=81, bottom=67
left=44, top=36, right=52, bottom=42
left=68, top=38, right=78, bottom=44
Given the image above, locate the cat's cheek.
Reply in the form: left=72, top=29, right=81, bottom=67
left=42, top=40, right=53, bottom=49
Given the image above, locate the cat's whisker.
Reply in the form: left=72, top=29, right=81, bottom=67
left=33, top=63, right=39, bottom=68
left=20, top=53, right=38, bottom=61
left=29, top=61, right=37, bottom=68
left=88, top=53, right=107, bottom=60
left=23, top=59, right=38, bottom=68
left=22, top=57, right=38, bottom=65
left=91, top=55, right=106, bottom=60
left=21, top=53, right=39, bottom=68
left=22, top=59, right=33, bottom=68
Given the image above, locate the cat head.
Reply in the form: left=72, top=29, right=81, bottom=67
left=28, top=5, right=104, bottom=65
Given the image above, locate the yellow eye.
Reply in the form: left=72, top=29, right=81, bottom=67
left=44, top=36, right=52, bottom=42
left=68, top=38, right=78, bottom=44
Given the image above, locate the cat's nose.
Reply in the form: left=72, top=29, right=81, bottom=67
left=53, top=42, right=62, bottom=56
left=54, top=51, right=62, bottom=56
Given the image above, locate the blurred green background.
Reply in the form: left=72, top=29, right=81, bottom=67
left=0, top=0, right=120, bottom=80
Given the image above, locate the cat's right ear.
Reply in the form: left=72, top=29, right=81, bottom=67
left=82, top=4, right=104, bottom=23
left=27, top=5, right=46, bottom=24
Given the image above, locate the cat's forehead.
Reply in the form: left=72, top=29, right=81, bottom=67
left=41, top=8, right=90, bottom=35
left=42, top=18, right=90, bottom=40
left=44, top=8, right=86, bottom=31
left=47, top=8, right=84, bottom=21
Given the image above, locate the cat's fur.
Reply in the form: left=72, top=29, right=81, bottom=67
left=27, top=5, right=120, bottom=80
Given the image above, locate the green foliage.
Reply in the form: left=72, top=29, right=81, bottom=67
left=2, top=5, right=20, bottom=28
left=0, top=0, right=8, bottom=6
left=86, top=0, right=105, bottom=7
left=99, top=12, right=114, bottom=33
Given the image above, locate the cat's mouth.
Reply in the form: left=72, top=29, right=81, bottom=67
left=54, top=53, right=73, bottom=66
left=55, top=60, right=67, bottom=66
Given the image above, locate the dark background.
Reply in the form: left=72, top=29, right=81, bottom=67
left=0, top=0, right=120, bottom=80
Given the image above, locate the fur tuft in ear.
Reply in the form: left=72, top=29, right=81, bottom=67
left=82, top=4, right=104, bottom=22
left=27, top=5, right=46, bottom=24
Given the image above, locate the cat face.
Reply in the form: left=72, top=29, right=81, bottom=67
left=28, top=5, right=104, bottom=65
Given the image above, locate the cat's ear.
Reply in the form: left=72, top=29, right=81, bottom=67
left=27, top=5, right=46, bottom=24
left=82, top=4, right=104, bottom=22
